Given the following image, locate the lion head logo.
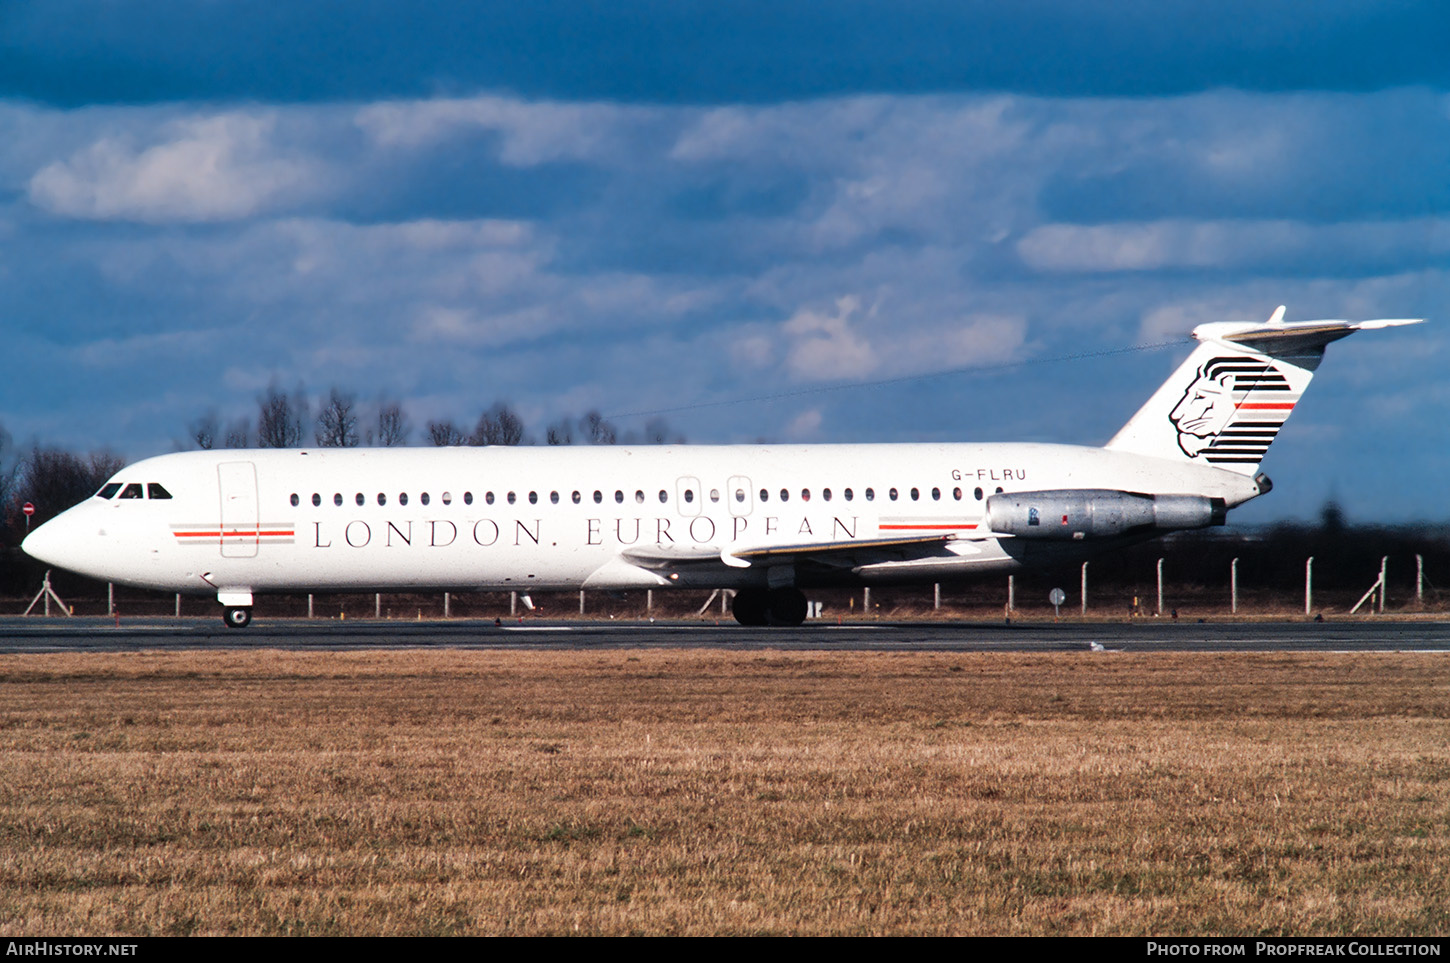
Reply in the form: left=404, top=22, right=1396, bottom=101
left=1170, top=357, right=1290, bottom=458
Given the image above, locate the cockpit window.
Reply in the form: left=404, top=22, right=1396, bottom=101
left=147, top=483, right=173, bottom=500
left=119, top=483, right=144, bottom=499
left=97, top=483, right=122, bottom=499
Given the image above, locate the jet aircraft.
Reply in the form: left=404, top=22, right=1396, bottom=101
left=21, top=308, right=1421, bottom=627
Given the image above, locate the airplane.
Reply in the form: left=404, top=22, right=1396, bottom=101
left=20, top=307, right=1422, bottom=628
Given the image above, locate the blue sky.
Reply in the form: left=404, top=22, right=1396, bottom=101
left=1, top=1, right=1446, bottom=523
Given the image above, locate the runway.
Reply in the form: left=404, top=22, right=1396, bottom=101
left=1, top=616, right=1448, bottom=653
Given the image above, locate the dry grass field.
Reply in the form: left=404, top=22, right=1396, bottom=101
left=0, top=649, right=1447, bottom=936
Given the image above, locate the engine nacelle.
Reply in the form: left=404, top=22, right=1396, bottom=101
left=985, top=489, right=1227, bottom=540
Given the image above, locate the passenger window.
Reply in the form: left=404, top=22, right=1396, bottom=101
left=822, top=488, right=831, bottom=502
left=759, top=489, right=769, bottom=502
left=529, top=492, right=538, bottom=504
left=910, top=488, right=919, bottom=501
left=464, top=492, right=473, bottom=505
left=148, top=483, right=173, bottom=500
left=550, top=491, right=559, bottom=504
left=119, top=483, right=144, bottom=499
left=710, top=489, right=720, bottom=502
left=615, top=490, right=624, bottom=504
left=377, top=493, right=387, bottom=506
left=442, top=492, right=452, bottom=505
left=334, top=493, right=343, bottom=506
left=659, top=490, right=668, bottom=503
left=507, top=492, right=516, bottom=504
left=593, top=491, right=603, bottom=504
left=865, top=488, right=875, bottom=501
left=974, top=487, right=983, bottom=501
left=844, top=488, right=853, bottom=501
left=735, top=489, right=745, bottom=503
left=800, top=489, right=810, bottom=502
left=312, top=493, right=321, bottom=507
left=421, top=493, right=431, bottom=506
left=931, top=488, right=940, bottom=500
left=484, top=493, right=493, bottom=505
left=953, top=487, right=962, bottom=500
left=290, top=493, right=300, bottom=507
left=684, top=490, right=694, bottom=503
left=573, top=491, right=582, bottom=504
left=401, top=493, right=410, bottom=506
left=97, top=483, right=123, bottom=499
left=635, top=490, right=645, bottom=504
left=780, top=489, right=789, bottom=502
left=355, top=493, right=365, bottom=506
left=889, top=488, right=898, bottom=501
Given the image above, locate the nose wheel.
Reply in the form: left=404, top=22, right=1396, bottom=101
left=223, top=607, right=252, bottom=629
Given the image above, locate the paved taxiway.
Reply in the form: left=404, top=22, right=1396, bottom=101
left=1, top=616, right=1448, bottom=653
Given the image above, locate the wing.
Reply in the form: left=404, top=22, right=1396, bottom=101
left=621, top=532, right=978, bottom=574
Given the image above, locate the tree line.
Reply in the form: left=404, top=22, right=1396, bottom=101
left=185, top=383, right=683, bottom=452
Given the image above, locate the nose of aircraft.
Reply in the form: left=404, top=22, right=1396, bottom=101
left=21, top=510, right=86, bottom=573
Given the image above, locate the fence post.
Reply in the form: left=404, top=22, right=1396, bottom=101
left=1231, top=557, right=1238, bottom=615
left=1379, top=557, right=1388, bottom=614
left=1007, top=575, right=1015, bottom=614
left=1417, top=554, right=1424, bottom=607
left=580, top=590, right=586, bottom=615
left=934, top=583, right=940, bottom=610
left=444, top=592, right=450, bottom=618
left=375, top=593, right=381, bottom=619
left=1305, top=556, right=1314, bottom=616
left=1081, top=562, right=1089, bottom=616
left=308, top=593, right=314, bottom=619
left=1156, top=557, right=1164, bottom=615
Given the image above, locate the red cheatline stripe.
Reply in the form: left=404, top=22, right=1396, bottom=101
left=1239, top=403, right=1295, bottom=410
left=174, top=530, right=294, bottom=538
left=878, top=523, right=978, bottom=530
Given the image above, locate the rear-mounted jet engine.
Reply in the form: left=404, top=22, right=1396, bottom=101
left=986, top=489, right=1227, bottom=540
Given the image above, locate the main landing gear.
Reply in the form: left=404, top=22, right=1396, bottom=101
left=223, top=607, right=252, bottom=629
left=731, top=587, right=809, bottom=627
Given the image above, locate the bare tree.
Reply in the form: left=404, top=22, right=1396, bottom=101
left=643, top=417, right=684, bottom=445
left=188, top=410, right=220, bottom=450
left=0, top=424, right=18, bottom=532
left=545, top=418, right=573, bottom=446
left=427, top=420, right=467, bottom=446
left=315, top=388, right=359, bottom=448
left=470, top=403, right=526, bottom=446
left=375, top=400, right=410, bottom=447
left=256, top=382, right=309, bottom=448
left=580, top=410, right=617, bottom=445
left=223, top=418, right=252, bottom=449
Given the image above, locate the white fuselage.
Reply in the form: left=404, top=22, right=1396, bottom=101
left=21, top=443, right=1260, bottom=598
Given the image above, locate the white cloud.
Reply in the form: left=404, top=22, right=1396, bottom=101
left=777, top=293, right=1028, bottom=383
left=355, top=96, right=659, bottom=166
left=783, top=295, right=877, bottom=380
left=784, top=408, right=824, bottom=440
left=1018, top=218, right=1450, bottom=274
left=28, top=112, right=319, bottom=222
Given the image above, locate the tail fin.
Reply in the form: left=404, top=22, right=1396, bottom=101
left=1106, top=306, right=1422, bottom=475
